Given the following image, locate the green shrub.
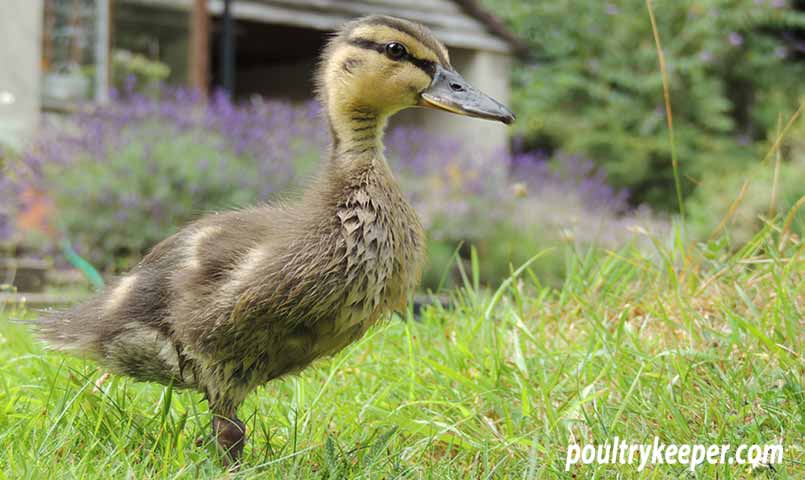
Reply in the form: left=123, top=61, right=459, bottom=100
left=484, top=0, right=805, bottom=209
left=111, top=50, right=171, bottom=95
left=688, top=119, right=805, bottom=244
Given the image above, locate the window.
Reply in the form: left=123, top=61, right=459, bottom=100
left=41, top=0, right=109, bottom=106
left=113, top=3, right=188, bottom=90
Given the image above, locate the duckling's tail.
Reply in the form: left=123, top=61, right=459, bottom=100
left=33, top=296, right=107, bottom=354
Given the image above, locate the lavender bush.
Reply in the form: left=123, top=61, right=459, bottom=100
left=442, top=151, right=666, bottom=287
left=5, top=89, right=668, bottom=283
left=14, top=89, right=324, bottom=269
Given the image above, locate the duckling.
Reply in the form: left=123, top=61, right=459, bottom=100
left=36, top=15, right=514, bottom=463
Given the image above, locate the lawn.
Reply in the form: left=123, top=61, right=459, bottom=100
left=0, top=220, right=802, bottom=479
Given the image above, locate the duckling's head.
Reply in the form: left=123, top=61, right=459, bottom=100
left=317, top=16, right=514, bottom=151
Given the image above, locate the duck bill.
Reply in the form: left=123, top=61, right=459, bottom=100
left=419, top=64, right=515, bottom=125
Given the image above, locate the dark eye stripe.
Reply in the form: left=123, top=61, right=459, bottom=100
left=365, top=16, right=450, bottom=66
left=407, top=55, right=436, bottom=78
left=347, top=38, right=436, bottom=78
left=348, top=38, right=385, bottom=54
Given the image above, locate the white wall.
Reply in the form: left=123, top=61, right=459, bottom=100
left=0, top=0, right=42, bottom=149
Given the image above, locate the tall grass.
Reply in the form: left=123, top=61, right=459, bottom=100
left=0, top=212, right=801, bottom=478
left=646, top=0, right=684, bottom=221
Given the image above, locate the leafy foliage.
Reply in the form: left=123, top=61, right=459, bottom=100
left=485, top=0, right=805, bottom=209
left=111, top=50, right=171, bottom=95
left=688, top=117, right=805, bottom=243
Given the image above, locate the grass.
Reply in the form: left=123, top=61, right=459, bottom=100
left=0, top=215, right=802, bottom=479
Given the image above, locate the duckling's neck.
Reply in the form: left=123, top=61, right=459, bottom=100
left=327, top=104, right=389, bottom=162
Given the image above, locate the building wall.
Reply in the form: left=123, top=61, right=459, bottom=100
left=0, top=0, right=42, bottom=149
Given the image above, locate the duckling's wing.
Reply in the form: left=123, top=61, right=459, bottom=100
left=163, top=208, right=288, bottom=352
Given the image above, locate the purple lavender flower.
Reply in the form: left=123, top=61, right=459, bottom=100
left=728, top=32, right=744, bottom=47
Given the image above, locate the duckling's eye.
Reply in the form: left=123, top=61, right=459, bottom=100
left=385, top=42, right=407, bottom=60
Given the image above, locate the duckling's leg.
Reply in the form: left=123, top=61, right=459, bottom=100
left=212, top=412, right=246, bottom=465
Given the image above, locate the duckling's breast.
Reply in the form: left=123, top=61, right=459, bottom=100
left=323, top=174, right=425, bottom=339
left=262, top=169, right=424, bottom=380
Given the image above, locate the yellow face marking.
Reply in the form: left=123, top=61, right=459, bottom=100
left=325, top=40, right=433, bottom=116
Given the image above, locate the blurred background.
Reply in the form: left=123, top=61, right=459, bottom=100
left=1, top=0, right=804, bottom=306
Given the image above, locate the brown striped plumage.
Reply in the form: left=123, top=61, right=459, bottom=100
left=36, top=15, right=513, bottom=464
